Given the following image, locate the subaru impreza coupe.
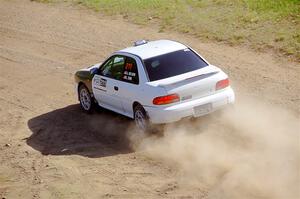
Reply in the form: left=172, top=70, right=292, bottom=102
left=75, top=40, right=235, bottom=131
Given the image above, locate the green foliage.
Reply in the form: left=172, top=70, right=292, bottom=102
left=31, top=0, right=53, bottom=3
left=60, top=0, right=300, bottom=59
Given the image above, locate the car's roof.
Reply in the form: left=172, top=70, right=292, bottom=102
left=118, top=40, right=187, bottom=60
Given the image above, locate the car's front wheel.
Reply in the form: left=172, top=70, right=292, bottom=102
left=79, top=84, right=94, bottom=113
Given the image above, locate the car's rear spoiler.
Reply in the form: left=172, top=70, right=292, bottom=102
left=157, top=71, right=219, bottom=87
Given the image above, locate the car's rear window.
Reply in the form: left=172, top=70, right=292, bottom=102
left=143, top=48, right=208, bottom=81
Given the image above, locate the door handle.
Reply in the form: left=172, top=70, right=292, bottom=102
left=114, top=86, right=119, bottom=91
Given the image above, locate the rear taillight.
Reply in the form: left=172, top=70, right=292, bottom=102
left=153, top=94, right=180, bottom=105
left=216, top=78, right=229, bottom=90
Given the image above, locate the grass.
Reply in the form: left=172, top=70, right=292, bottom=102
left=37, top=0, right=300, bottom=60
left=32, top=0, right=53, bottom=2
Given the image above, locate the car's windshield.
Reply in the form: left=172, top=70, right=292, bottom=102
left=143, top=48, right=208, bottom=81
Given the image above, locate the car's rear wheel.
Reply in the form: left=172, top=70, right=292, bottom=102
left=134, top=104, right=150, bottom=132
left=133, top=104, right=165, bottom=134
left=79, top=84, right=93, bottom=113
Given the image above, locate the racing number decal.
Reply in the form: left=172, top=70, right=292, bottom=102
left=94, top=77, right=106, bottom=87
left=99, top=78, right=107, bottom=87
left=125, top=62, right=133, bottom=71
left=93, top=76, right=107, bottom=91
left=94, top=77, right=100, bottom=86
left=123, top=62, right=136, bottom=81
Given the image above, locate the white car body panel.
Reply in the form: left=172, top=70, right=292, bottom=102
left=77, top=40, right=235, bottom=124
left=145, top=87, right=234, bottom=123
left=92, top=75, right=124, bottom=113
left=119, top=40, right=187, bottom=59
left=91, top=52, right=167, bottom=118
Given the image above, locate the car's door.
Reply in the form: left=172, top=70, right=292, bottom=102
left=92, top=55, right=125, bottom=114
left=113, top=55, right=140, bottom=117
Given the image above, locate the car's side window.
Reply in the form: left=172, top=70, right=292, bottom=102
left=122, top=57, right=139, bottom=84
left=100, top=57, right=114, bottom=77
left=100, top=56, right=124, bottom=79
left=111, top=56, right=125, bottom=80
left=100, top=55, right=139, bottom=84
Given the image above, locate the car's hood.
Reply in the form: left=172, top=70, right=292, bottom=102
left=87, top=62, right=102, bottom=70
left=77, top=63, right=101, bottom=75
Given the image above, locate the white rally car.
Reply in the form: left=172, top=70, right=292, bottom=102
left=75, top=40, right=235, bottom=131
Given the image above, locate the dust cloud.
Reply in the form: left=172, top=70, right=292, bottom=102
left=128, top=97, right=300, bottom=199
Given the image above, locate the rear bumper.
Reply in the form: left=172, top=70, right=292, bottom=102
left=144, top=87, right=235, bottom=124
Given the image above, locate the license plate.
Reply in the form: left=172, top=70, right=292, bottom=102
left=194, top=103, right=212, bottom=117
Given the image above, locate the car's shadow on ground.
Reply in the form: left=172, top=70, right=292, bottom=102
left=27, top=104, right=134, bottom=158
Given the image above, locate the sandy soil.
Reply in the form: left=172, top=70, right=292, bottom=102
left=0, top=0, right=299, bottom=198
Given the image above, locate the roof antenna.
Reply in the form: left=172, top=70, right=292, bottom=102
left=133, top=40, right=148, bottom=46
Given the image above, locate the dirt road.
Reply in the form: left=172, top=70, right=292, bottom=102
left=0, top=0, right=299, bottom=198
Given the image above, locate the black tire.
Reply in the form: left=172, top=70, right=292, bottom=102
left=133, top=104, right=165, bottom=134
left=134, top=104, right=150, bottom=132
left=78, top=84, right=94, bottom=113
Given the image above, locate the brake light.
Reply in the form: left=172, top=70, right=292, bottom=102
left=153, top=94, right=180, bottom=105
left=216, top=78, right=229, bottom=90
